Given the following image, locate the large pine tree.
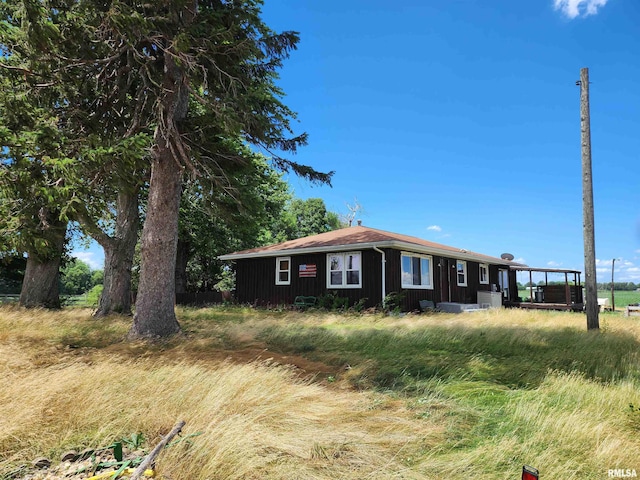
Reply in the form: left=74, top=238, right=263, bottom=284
left=0, top=54, right=70, bottom=308
left=1, top=1, right=330, bottom=335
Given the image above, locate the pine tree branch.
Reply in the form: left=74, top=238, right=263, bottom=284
left=75, top=207, right=114, bottom=250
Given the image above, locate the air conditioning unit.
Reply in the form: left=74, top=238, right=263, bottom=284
left=477, top=291, right=502, bottom=308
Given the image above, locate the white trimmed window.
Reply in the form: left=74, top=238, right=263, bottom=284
left=479, top=263, right=489, bottom=285
left=327, top=252, right=361, bottom=288
left=456, top=260, right=467, bottom=286
left=275, top=257, right=291, bottom=285
left=401, top=252, right=433, bottom=289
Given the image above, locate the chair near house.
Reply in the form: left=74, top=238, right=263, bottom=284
left=293, top=296, right=317, bottom=310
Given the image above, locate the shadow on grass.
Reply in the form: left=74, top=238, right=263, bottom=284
left=257, top=323, right=640, bottom=391
left=30, top=306, right=640, bottom=393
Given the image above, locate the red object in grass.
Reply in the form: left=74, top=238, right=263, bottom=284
left=522, top=465, right=539, bottom=480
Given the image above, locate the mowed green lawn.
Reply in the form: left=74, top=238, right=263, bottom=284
left=598, top=290, right=640, bottom=307
left=517, top=289, right=640, bottom=309
left=2, top=305, right=640, bottom=479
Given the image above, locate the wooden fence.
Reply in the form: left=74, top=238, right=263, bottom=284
left=175, top=291, right=226, bottom=306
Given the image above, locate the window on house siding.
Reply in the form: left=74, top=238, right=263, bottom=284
left=479, top=263, right=489, bottom=284
left=456, top=260, right=467, bottom=286
left=275, top=257, right=291, bottom=285
left=327, top=252, right=361, bottom=288
left=401, top=253, right=433, bottom=289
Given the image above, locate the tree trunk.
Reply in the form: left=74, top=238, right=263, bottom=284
left=129, top=49, right=188, bottom=339
left=175, top=238, right=190, bottom=295
left=94, top=190, right=139, bottom=316
left=129, top=150, right=183, bottom=338
left=20, top=253, right=63, bottom=308
left=19, top=223, right=65, bottom=309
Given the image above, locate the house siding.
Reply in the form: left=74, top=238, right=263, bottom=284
left=234, top=247, right=514, bottom=311
left=235, top=249, right=383, bottom=308
left=385, top=252, right=504, bottom=311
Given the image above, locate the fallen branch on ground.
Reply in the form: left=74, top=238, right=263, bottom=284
left=129, top=420, right=186, bottom=480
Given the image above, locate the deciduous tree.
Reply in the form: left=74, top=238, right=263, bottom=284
left=268, top=198, right=344, bottom=243
left=60, top=259, right=93, bottom=295
left=176, top=153, right=290, bottom=294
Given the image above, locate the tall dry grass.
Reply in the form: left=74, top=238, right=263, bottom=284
left=2, top=305, right=640, bottom=479
left=0, top=306, right=440, bottom=479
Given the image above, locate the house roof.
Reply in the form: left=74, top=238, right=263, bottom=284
left=219, top=225, right=521, bottom=266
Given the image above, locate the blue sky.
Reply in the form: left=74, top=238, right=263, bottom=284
left=75, top=0, right=640, bottom=284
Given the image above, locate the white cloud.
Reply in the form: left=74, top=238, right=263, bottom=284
left=553, top=0, right=609, bottom=19
left=71, top=251, right=102, bottom=270
left=596, top=258, right=625, bottom=267
left=547, top=260, right=563, bottom=267
left=427, top=225, right=442, bottom=232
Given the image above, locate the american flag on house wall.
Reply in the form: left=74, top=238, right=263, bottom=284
left=299, top=264, right=317, bottom=278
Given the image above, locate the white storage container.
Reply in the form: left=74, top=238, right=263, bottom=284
left=477, top=291, right=502, bottom=308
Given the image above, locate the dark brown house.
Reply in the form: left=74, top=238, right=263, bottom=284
left=219, top=225, right=520, bottom=311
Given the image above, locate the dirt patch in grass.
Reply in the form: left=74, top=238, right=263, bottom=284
left=97, top=337, right=342, bottom=387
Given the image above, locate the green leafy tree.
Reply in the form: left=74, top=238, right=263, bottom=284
left=176, top=153, right=291, bottom=294
left=91, top=269, right=104, bottom=287
left=268, top=198, right=344, bottom=243
left=86, top=284, right=104, bottom=307
left=60, top=259, right=93, bottom=295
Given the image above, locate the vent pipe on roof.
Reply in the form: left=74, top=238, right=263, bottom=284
left=357, top=220, right=362, bottom=226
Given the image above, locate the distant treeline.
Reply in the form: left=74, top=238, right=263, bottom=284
left=596, top=282, right=638, bottom=291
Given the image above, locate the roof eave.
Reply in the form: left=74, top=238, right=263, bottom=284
left=218, top=241, right=396, bottom=260
left=219, top=240, right=514, bottom=266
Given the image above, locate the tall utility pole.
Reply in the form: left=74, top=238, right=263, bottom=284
left=611, top=258, right=617, bottom=311
left=578, top=67, right=599, bottom=330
